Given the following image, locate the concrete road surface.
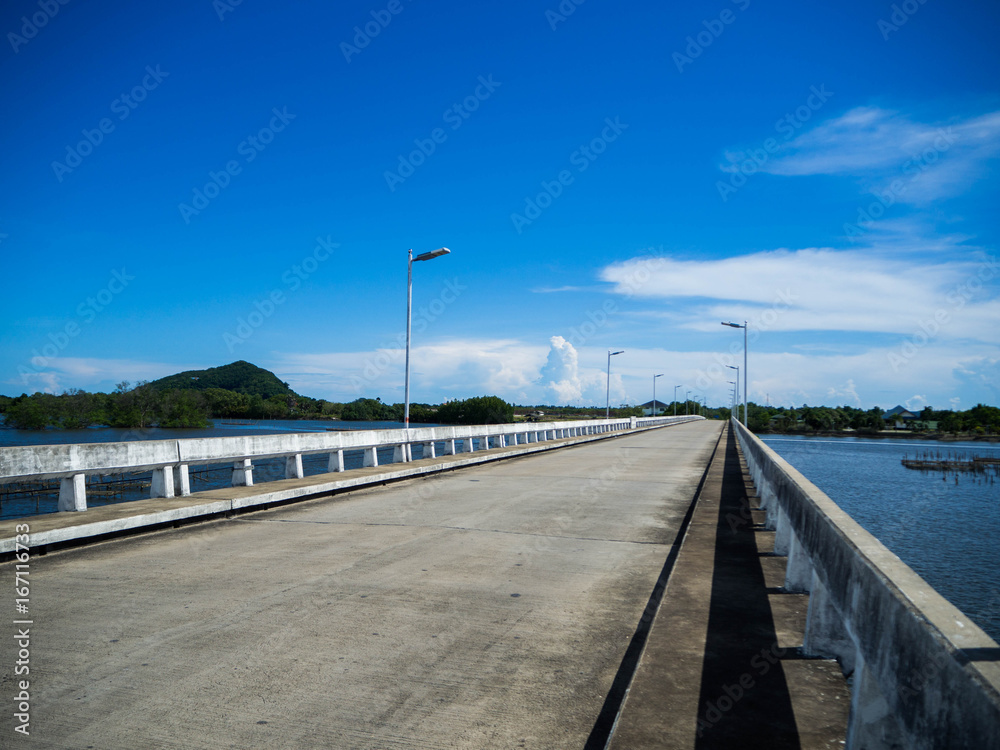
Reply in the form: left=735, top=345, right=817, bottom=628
left=1, top=420, right=721, bottom=749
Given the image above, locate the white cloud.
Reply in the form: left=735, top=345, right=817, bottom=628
left=538, top=336, right=582, bottom=403
left=533, top=336, right=625, bottom=406
left=601, top=248, right=999, bottom=338
left=827, top=378, right=862, bottom=407
left=746, top=107, right=1000, bottom=203
left=954, top=357, right=1000, bottom=401
left=273, top=340, right=548, bottom=405
left=272, top=336, right=630, bottom=407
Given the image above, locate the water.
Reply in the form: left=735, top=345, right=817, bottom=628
left=0, top=419, right=445, bottom=520
left=760, top=435, right=1000, bottom=644
left=0, top=418, right=412, bottom=447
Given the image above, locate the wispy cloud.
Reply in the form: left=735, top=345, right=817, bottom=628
left=7, top=357, right=201, bottom=394
left=530, top=285, right=602, bottom=294
left=601, top=248, right=999, bottom=338
left=726, top=107, right=1000, bottom=203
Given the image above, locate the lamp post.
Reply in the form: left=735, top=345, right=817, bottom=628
left=728, top=381, right=737, bottom=416
left=674, top=385, right=681, bottom=417
left=685, top=390, right=690, bottom=416
left=652, top=373, right=664, bottom=416
left=726, top=365, right=740, bottom=423
left=606, top=350, right=624, bottom=419
left=405, top=247, right=450, bottom=428
left=722, top=320, right=748, bottom=427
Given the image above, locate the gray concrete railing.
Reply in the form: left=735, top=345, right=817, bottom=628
left=0, top=416, right=702, bottom=512
left=731, top=418, right=1000, bottom=750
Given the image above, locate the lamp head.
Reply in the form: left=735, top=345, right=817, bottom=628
left=413, top=247, right=450, bottom=262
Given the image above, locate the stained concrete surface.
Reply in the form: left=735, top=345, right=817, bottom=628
left=0, top=421, right=721, bottom=749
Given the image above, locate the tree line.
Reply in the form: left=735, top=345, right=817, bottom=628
left=0, top=385, right=519, bottom=430
left=739, top=403, right=1000, bottom=436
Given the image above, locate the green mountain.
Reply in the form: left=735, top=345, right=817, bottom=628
left=150, top=361, right=295, bottom=399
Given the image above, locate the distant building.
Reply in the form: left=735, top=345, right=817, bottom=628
left=884, top=405, right=917, bottom=428
left=641, top=400, right=666, bottom=416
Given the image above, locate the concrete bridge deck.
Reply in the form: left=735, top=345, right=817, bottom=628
left=1, top=420, right=724, bottom=748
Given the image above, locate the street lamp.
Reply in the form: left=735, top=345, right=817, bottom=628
left=652, top=373, right=664, bottom=416
left=606, top=350, right=624, bottom=419
left=726, top=365, right=740, bottom=424
left=722, top=320, right=748, bottom=428
left=728, top=381, right=737, bottom=415
left=685, top=390, right=690, bottom=416
left=405, top=247, right=450, bottom=428
left=674, top=385, right=681, bottom=417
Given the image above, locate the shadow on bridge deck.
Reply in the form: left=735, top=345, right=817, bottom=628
left=607, top=427, right=850, bottom=749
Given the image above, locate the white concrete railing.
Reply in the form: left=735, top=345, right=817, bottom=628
left=731, top=418, right=1000, bottom=750
left=0, top=416, right=702, bottom=512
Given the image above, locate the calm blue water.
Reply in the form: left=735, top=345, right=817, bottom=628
left=0, top=419, right=445, bottom=520
left=761, top=435, right=1000, bottom=644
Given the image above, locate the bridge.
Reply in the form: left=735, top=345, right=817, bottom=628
left=0, top=418, right=997, bottom=748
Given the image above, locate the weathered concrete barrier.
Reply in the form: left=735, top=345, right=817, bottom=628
left=0, top=416, right=699, bottom=512
left=731, top=418, right=1000, bottom=750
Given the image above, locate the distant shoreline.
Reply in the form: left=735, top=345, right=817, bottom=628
left=758, top=429, right=1000, bottom=443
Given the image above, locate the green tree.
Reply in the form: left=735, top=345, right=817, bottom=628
left=5, top=394, right=50, bottom=429
left=341, top=398, right=398, bottom=421
left=159, top=390, right=211, bottom=428
left=60, top=388, right=104, bottom=428
left=435, top=396, right=514, bottom=425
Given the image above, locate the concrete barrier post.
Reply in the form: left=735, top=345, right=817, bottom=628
left=785, top=529, right=813, bottom=592
left=58, top=473, right=87, bottom=511
left=151, top=467, right=176, bottom=498
left=846, top=655, right=906, bottom=750
left=328, top=450, right=345, bottom=472
left=462, top=437, right=474, bottom=453
left=285, top=454, right=304, bottom=480
left=774, top=505, right=791, bottom=555
left=363, top=446, right=378, bottom=467
left=174, top=464, right=191, bottom=496
left=442, top=439, right=456, bottom=455
left=393, top=445, right=407, bottom=463
left=423, top=441, right=436, bottom=459
left=232, top=459, right=253, bottom=487
left=802, top=573, right=856, bottom=674
left=758, top=474, right=775, bottom=511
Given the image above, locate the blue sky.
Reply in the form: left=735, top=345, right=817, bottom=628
left=1, top=0, right=998, bottom=410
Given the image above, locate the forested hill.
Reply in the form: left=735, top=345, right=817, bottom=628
left=149, top=361, right=296, bottom=399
